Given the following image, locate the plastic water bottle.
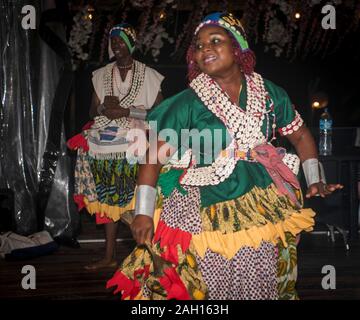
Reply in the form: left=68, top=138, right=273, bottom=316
left=319, top=108, right=333, bottom=156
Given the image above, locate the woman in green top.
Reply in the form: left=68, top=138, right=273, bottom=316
left=107, top=12, right=343, bottom=300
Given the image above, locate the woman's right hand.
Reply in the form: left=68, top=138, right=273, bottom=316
left=130, top=215, right=154, bottom=245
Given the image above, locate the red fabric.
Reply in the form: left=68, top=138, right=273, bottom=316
left=107, top=220, right=193, bottom=300
left=73, top=194, right=86, bottom=211
left=253, top=143, right=300, bottom=204
left=67, top=121, right=93, bottom=151
left=106, top=270, right=139, bottom=299
left=153, top=220, right=192, bottom=264
left=107, top=265, right=150, bottom=300
left=95, top=213, right=113, bottom=225
left=159, top=267, right=191, bottom=300
left=66, top=133, right=89, bottom=151
left=134, top=265, right=150, bottom=279
left=161, top=245, right=179, bottom=265
left=82, top=120, right=94, bottom=131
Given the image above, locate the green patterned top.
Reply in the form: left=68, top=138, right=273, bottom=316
left=147, top=77, right=298, bottom=207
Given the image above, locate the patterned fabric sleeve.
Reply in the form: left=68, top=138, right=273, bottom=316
left=265, top=80, right=304, bottom=136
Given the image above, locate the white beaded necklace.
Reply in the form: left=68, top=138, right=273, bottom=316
left=179, top=72, right=268, bottom=186
left=93, top=60, right=146, bottom=129
left=113, top=64, right=133, bottom=96
left=195, top=72, right=268, bottom=149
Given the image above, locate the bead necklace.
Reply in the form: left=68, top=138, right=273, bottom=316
left=180, top=72, right=268, bottom=186
left=177, top=72, right=301, bottom=186
left=113, top=64, right=133, bottom=96
left=116, top=62, right=133, bottom=69
left=92, top=60, right=146, bottom=129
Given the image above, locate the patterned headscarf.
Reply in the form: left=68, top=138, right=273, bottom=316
left=194, top=12, right=249, bottom=52
left=108, top=23, right=137, bottom=58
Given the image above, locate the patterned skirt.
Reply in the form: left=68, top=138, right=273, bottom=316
left=73, top=149, right=138, bottom=223
left=107, top=183, right=315, bottom=300
left=67, top=122, right=138, bottom=223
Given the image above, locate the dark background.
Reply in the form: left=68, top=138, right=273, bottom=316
left=62, top=0, right=360, bottom=160
left=61, top=0, right=360, bottom=135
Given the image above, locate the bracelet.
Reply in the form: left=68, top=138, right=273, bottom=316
left=134, top=185, right=157, bottom=218
left=97, top=103, right=105, bottom=115
left=319, top=162, right=327, bottom=184
left=302, top=158, right=326, bottom=187
left=129, top=106, right=147, bottom=120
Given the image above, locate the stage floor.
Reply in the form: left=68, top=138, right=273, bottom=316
left=1, top=219, right=359, bottom=300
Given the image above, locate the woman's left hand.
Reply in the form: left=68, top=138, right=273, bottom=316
left=102, top=106, right=130, bottom=120
left=305, top=182, right=343, bottom=198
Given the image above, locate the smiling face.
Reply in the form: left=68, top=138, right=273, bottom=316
left=110, top=36, right=131, bottom=61
left=194, top=25, right=239, bottom=78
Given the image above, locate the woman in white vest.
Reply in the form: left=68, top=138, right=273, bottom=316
left=68, top=23, right=164, bottom=270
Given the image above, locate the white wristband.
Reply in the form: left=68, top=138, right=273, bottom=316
left=302, top=158, right=326, bottom=187
left=129, top=106, right=147, bottom=120
left=319, top=162, right=327, bottom=184
left=134, top=185, right=157, bottom=218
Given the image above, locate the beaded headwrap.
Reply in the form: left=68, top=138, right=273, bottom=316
left=108, top=23, right=137, bottom=58
left=194, top=12, right=249, bottom=52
